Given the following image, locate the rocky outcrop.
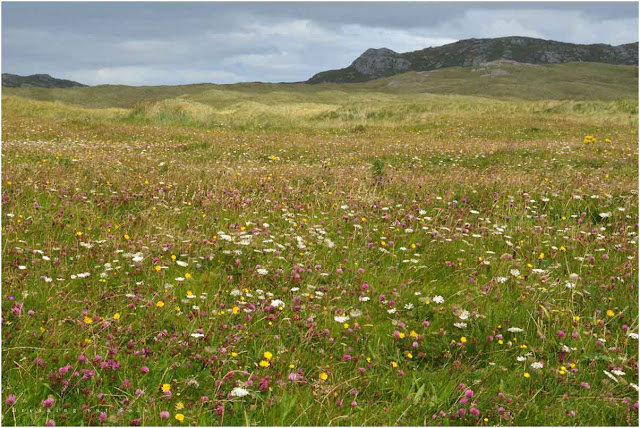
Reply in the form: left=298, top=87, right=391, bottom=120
left=2, top=73, right=87, bottom=88
left=307, top=36, right=639, bottom=83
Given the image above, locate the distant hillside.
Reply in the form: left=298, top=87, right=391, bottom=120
left=308, top=36, right=639, bottom=83
left=2, top=73, right=87, bottom=88
left=3, top=62, right=636, bottom=111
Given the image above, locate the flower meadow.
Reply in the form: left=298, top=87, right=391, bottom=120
left=1, top=92, right=639, bottom=426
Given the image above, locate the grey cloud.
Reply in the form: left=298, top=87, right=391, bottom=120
left=2, top=2, right=637, bottom=86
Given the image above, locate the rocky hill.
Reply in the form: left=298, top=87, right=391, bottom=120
left=2, top=73, right=87, bottom=88
left=308, top=36, right=639, bottom=83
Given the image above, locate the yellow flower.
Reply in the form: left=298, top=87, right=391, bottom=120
left=162, top=383, right=171, bottom=392
left=391, top=361, right=398, bottom=368
left=259, top=360, right=270, bottom=367
left=559, top=246, right=566, bottom=252
left=175, top=414, right=184, bottom=423
left=83, top=316, right=93, bottom=324
left=185, top=273, right=192, bottom=279
left=156, top=301, right=165, bottom=307
left=175, top=402, right=184, bottom=410
left=523, top=372, right=530, bottom=378
left=231, top=352, right=238, bottom=357
left=406, top=352, right=413, bottom=359
left=232, top=306, right=240, bottom=314
left=343, top=323, right=349, bottom=329
left=319, top=372, right=328, bottom=380
left=498, top=340, right=504, bottom=345
left=124, top=234, right=130, bottom=240
left=113, top=313, right=120, bottom=320
left=76, top=231, right=83, bottom=236
left=460, top=337, right=467, bottom=343
left=539, top=252, right=544, bottom=260
left=398, top=332, right=405, bottom=339
left=263, top=351, right=273, bottom=360
left=410, top=330, right=418, bottom=337
left=155, top=265, right=162, bottom=272
left=607, top=310, right=615, bottom=317
left=171, top=254, right=176, bottom=261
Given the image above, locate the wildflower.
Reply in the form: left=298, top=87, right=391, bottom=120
left=83, top=316, right=92, bottom=324
left=160, top=411, right=170, bottom=419
left=523, top=372, right=531, bottom=378
left=43, top=397, right=55, bottom=408
left=230, top=387, right=250, bottom=397
left=259, top=360, right=270, bottom=367
left=319, top=372, right=328, bottom=380
left=175, top=414, right=184, bottom=423
left=113, top=313, right=120, bottom=320
left=156, top=301, right=165, bottom=307
left=607, top=310, right=615, bottom=317
left=264, top=351, right=273, bottom=360
left=162, top=383, right=171, bottom=392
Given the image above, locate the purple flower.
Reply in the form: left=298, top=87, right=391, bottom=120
left=470, top=407, right=480, bottom=416
left=6, top=395, right=16, bottom=406
left=160, top=411, right=170, bottom=419
left=43, top=397, right=55, bottom=408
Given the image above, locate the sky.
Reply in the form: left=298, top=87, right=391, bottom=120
left=2, top=1, right=638, bottom=86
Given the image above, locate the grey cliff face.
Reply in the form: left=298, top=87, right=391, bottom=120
left=351, top=48, right=412, bottom=79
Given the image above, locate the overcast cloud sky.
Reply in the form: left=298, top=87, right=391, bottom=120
left=2, top=1, right=638, bottom=86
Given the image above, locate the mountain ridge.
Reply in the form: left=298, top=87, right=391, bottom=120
left=307, top=36, right=639, bottom=83
left=2, top=73, right=87, bottom=88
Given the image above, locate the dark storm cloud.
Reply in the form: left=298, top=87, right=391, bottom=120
left=2, top=2, right=638, bottom=86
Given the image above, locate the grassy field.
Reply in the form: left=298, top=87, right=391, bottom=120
left=1, top=62, right=639, bottom=426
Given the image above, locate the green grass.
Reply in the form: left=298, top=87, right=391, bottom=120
left=1, top=65, right=638, bottom=426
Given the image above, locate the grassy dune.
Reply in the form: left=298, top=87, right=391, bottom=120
left=1, top=62, right=639, bottom=426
